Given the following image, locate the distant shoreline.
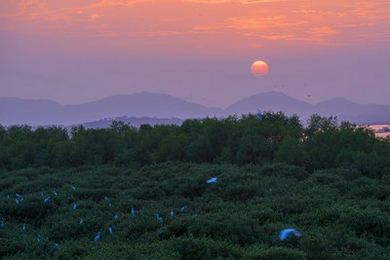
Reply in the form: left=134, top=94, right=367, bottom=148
left=363, top=124, right=390, bottom=138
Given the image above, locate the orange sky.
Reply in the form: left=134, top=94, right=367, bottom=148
left=1, top=0, right=389, bottom=55
left=0, top=0, right=389, bottom=106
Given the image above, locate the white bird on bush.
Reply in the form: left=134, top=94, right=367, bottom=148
left=206, top=177, right=218, bottom=184
left=94, top=232, right=101, bottom=242
left=170, top=210, right=175, bottom=218
left=36, top=234, right=43, bottom=243
left=279, top=228, right=302, bottom=241
left=156, top=213, right=163, bottom=224
left=180, top=205, right=188, bottom=212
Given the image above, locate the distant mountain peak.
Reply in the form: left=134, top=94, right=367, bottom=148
left=1, top=91, right=389, bottom=126
left=225, top=91, right=312, bottom=116
left=0, top=92, right=222, bottom=126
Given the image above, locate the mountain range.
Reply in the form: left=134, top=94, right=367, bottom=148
left=1, top=91, right=389, bottom=126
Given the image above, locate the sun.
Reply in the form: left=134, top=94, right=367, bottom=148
left=251, top=60, right=269, bottom=77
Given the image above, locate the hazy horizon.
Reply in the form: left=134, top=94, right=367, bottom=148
left=1, top=0, right=389, bottom=107
left=2, top=90, right=390, bottom=108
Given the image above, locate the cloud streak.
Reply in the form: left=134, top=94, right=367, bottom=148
left=0, top=0, right=389, bottom=53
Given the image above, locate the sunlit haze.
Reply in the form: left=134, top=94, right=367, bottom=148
left=1, top=0, right=389, bottom=107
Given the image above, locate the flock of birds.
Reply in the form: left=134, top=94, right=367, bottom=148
left=1, top=176, right=301, bottom=245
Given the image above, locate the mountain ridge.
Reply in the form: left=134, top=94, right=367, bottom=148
left=1, top=91, right=389, bottom=126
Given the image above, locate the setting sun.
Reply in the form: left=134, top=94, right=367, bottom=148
left=251, top=60, right=269, bottom=77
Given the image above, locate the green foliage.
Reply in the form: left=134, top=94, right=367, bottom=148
left=0, top=113, right=389, bottom=258
left=245, top=246, right=307, bottom=260
left=275, top=137, right=307, bottom=166
left=0, top=163, right=389, bottom=259
left=1, top=112, right=388, bottom=180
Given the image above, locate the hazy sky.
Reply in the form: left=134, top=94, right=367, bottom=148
left=1, top=0, right=389, bottom=107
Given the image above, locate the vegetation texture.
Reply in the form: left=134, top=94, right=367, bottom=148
left=0, top=113, right=389, bottom=259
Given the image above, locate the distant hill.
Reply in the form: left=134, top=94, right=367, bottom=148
left=226, top=92, right=390, bottom=124
left=0, top=92, right=222, bottom=126
left=74, top=116, right=183, bottom=129
left=0, top=98, right=66, bottom=126
left=225, top=91, right=313, bottom=117
left=314, top=98, right=390, bottom=124
left=1, top=91, right=389, bottom=126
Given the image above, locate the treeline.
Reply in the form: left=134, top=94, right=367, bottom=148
left=0, top=112, right=389, bottom=177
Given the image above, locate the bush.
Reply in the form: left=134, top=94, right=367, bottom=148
left=260, top=163, right=309, bottom=180
left=245, top=246, right=307, bottom=260
left=0, top=162, right=389, bottom=258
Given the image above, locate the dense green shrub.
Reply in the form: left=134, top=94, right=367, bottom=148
left=1, top=113, right=388, bottom=179
left=0, top=163, right=389, bottom=258
left=245, top=246, right=307, bottom=260
left=0, top=113, right=389, bottom=258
